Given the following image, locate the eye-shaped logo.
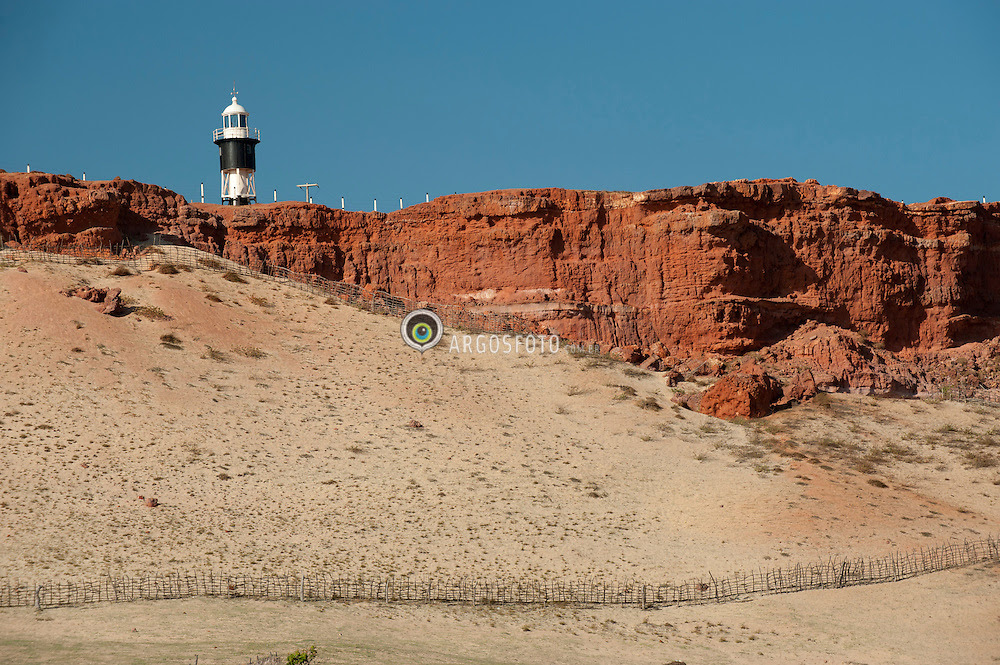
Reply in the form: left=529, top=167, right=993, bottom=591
left=401, top=309, right=443, bottom=353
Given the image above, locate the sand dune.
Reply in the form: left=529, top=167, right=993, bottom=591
left=0, top=256, right=998, bottom=663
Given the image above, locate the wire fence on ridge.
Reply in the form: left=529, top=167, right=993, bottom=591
left=0, top=537, right=997, bottom=610
left=0, top=237, right=536, bottom=337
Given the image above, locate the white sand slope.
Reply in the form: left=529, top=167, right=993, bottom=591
left=0, top=256, right=998, bottom=663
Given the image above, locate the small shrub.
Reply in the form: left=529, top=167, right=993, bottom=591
left=812, top=392, right=833, bottom=409
left=217, top=472, right=232, bottom=481
left=637, top=396, right=662, bottom=411
left=134, top=306, right=171, bottom=321
left=623, top=367, right=651, bottom=378
left=222, top=271, right=247, bottom=283
left=249, top=295, right=272, bottom=308
left=197, top=257, right=224, bottom=270
left=233, top=346, right=267, bottom=359
left=965, top=451, right=998, bottom=468
left=205, top=293, right=223, bottom=303
left=155, top=263, right=180, bottom=275
left=323, top=296, right=339, bottom=306
left=203, top=346, right=230, bottom=363
left=345, top=444, right=365, bottom=454
left=612, top=385, right=637, bottom=399
left=109, top=266, right=132, bottom=276
left=160, top=333, right=183, bottom=350
left=286, top=646, right=317, bottom=665
left=734, top=445, right=766, bottom=461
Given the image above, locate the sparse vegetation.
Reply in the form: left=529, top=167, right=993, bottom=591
left=811, top=392, right=833, bottom=409
left=197, top=257, right=224, bottom=270
left=203, top=346, right=230, bottom=363
left=345, top=444, right=365, bottom=455
left=323, top=296, right=339, bottom=306
left=286, top=646, right=317, bottom=665
left=134, top=305, right=171, bottom=320
left=637, top=396, right=662, bottom=411
left=233, top=346, right=267, bottom=359
left=205, top=293, right=223, bottom=302
left=222, top=271, right=247, bottom=283
left=109, top=265, right=132, bottom=276
left=623, top=366, right=651, bottom=378
left=155, top=263, right=180, bottom=275
left=964, top=450, right=998, bottom=468
left=611, top=385, right=637, bottom=400
left=249, top=295, right=272, bottom=308
left=160, top=333, right=183, bottom=350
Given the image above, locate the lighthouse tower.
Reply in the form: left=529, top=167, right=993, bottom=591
left=212, top=93, right=260, bottom=205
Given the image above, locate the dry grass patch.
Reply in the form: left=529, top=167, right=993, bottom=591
left=159, top=333, right=183, bottom=350
left=964, top=450, right=998, bottom=468
left=203, top=346, right=231, bottom=363
left=222, top=271, right=247, bottom=284
left=637, top=396, right=662, bottom=411
left=249, top=295, right=273, bottom=308
left=233, top=346, right=267, bottom=359
left=108, top=265, right=132, bottom=276
left=154, top=263, right=180, bottom=275
left=197, top=257, right=224, bottom=270
left=134, top=305, right=171, bottom=321
left=611, top=385, right=637, bottom=400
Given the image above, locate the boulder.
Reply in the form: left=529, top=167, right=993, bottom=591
left=699, top=371, right=784, bottom=419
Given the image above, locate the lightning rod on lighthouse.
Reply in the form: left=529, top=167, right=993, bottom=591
left=213, top=90, right=260, bottom=205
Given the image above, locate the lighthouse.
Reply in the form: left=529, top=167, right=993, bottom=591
left=212, top=93, right=260, bottom=205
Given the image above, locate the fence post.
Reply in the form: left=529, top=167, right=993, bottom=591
left=300, top=574, right=305, bottom=602
left=34, top=585, right=41, bottom=611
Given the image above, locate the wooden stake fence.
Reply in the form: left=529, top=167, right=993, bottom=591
left=0, top=238, right=536, bottom=337
left=2, top=537, right=997, bottom=611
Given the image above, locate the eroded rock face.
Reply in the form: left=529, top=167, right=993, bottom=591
left=4, top=172, right=1000, bottom=396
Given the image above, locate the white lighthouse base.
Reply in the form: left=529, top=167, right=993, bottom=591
left=222, top=169, right=256, bottom=205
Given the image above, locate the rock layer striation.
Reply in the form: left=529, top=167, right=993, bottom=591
left=3, top=171, right=999, bottom=398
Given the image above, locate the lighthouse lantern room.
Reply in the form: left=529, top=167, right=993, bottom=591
left=212, top=93, right=260, bottom=205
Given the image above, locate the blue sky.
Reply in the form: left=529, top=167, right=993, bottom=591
left=2, top=1, right=997, bottom=208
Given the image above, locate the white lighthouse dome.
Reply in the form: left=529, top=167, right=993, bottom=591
left=223, top=96, right=246, bottom=116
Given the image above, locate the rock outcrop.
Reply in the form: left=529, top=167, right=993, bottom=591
left=4, top=171, right=1000, bottom=397
left=63, top=285, right=124, bottom=316
left=699, top=371, right=784, bottom=419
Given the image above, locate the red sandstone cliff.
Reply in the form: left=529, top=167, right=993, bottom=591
left=2, top=170, right=999, bottom=397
